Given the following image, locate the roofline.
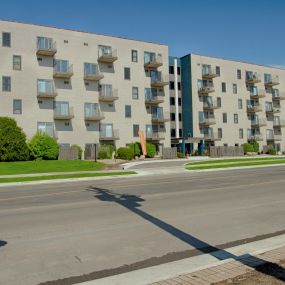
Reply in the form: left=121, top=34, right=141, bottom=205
left=0, top=18, right=167, bottom=47
left=179, top=52, right=285, bottom=71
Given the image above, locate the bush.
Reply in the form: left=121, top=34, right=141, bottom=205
left=128, top=142, right=141, bottom=157
left=146, top=143, right=156, bottom=158
left=243, top=143, right=254, bottom=154
left=101, top=144, right=114, bottom=159
left=71, top=144, right=82, bottom=160
left=267, top=147, right=277, bottom=155
left=117, top=147, right=134, bottom=160
left=0, top=117, right=30, bottom=161
left=177, top=152, right=184, bottom=158
left=29, top=132, right=59, bottom=160
left=98, top=150, right=108, bottom=159
left=249, top=140, right=259, bottom=153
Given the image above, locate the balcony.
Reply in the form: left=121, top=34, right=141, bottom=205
left=272, top=91, right=285, bottom=101
left=198, top=84, right=215, bottom=95
left=84, top=109, right=105, bottom=121
left=267, top=133, right=282, bottom=141
left=247, top=104, right=262, bottom=113
left=53, top=107, right=74, bottom=120
left=145, top=94, right=164, bottom=105
left=36, top=37, right=57, bottom=56
left=53, top=64, right=73, bottom=79
left=99, top=88, right=119, bottom=102
left=248, top=133, right=263, bottom=141
left=251, top=118, right=267, bottom=128
left=250, top=89, right=266, bottom=99
left=37, top=81, right=57, bottom=99
left=246, top=72, right=261, bottom=84
left=151, top=112, right=170, bottom=124
left=146, top=132, right=165, bottom=141
left=273, top=119, right=285, bottom=128
left=99, top=129, right=119, bottom=141
left=203, top=100, right=221, bottom=111
left=265, top=75, right=279, bottom=87
left=204, top=133, right=221, bottom=141
left=202, top=68, right=219, bottom=79
left=84, top=66, right=104, bottom=81
left=150, top=73, right=169, bottom=88
left=199, top=118, right=216, bottom=126
left=97, top=48, right=118, bottom=63
left=144, top=54, right=163, bottom=68
left=265, top=106, right=281, bottom=114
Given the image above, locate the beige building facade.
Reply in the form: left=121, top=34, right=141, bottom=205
left=0, top=20, right=170, bottom=152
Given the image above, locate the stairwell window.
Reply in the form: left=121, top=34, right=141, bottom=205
left=124, top=67, right=131, bottom=80
left=2, top=32, right=11, bottom=47
left=13, top=99, right=22, bottom=114
left=133, top=124, right=139, bottom=137
left=131, top=50, right=138, bottom=62
left=237, top=69, right=241, bottom=79
left=222, top=82, right=226, bottom=92
left=125, top=105, right=131, bottom=118
left=132, top=87, right=139, bottom=100
left=13, top=55, right=22, bottom=70
left=2, top=76, right=11, bottom=92
left=239, top=128, right=243, bottom=139
left=234, top=114, right=239, bottom=124
left=233, top=83, right=237, bottom=94
left=238, top=99, right=243, bottom=109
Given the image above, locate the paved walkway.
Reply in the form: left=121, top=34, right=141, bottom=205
left=150, top=246, right=285, bottom=285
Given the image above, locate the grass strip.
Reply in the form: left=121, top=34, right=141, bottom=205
left=186, top=159, right=285, bottom=170
left=0, top=171, right=136, bottom=183
left=186, top=157, right=285, bottom=166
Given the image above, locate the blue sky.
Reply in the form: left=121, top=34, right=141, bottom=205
left=1, top=0, right=285, bottom=66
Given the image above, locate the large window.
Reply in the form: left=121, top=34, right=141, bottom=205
left=2, top=76, right=11, bottom=92
left=13, top=99, right=22, bottom=114
left=13, top=55, right=21, bottom=70
left=37, top=122, right=54, bottom=137
left=2, top=32, right=11, bottom=47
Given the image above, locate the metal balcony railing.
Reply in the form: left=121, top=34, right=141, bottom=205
left=250, top=89, right=266, bottom=99
left=198, top=83, right=215, bottom=95
left=202, top=67, right=219, bottom=79
left=145, top=94, right=164, bottom=105
left=199, top=118, right=216, bottom=126
left=247, top=104, right=262, bottom=113
left=273, top=119, right=285, bottom=128
left=144, top=54, right=163, bottom=68
left=251, top=118, right=267, bottom=127
left=146, top=132, right=165, bottom=141
left=37, top=81, right=57, bottom=98
left=53, top=107, right=74, bottom=120
left=248, top=133, right=263, bottom=141
left=84, top=109, right=105, bottom=121
left=36, top=38, right=57, bottom=56
left=53, top=64, right=73, bottom=79
left=273, top=91, right=285, bottom=101
left=99, top=129, right=119, bottom=140
left=203, top=100, right=221, bottom=110
left=265, top=75, right=279, bottom=86
left=150, top=73, right=169, bottom=88
left=151, top=112, right=170, bottom=124
left=84, top=65, right=104, bottom=81
left=99, top=88, right=119, bottom=102
left=246, top=72, right=261, bottom=84
left=204, top=133, right=221, bottom=141
left=98, top=48, right=118, bottom=63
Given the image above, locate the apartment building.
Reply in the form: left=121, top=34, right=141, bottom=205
left=181, top=53, right=285, bottom=153
left=0, top=20, right=170, bottom=153
left=168, top=57, right=183, bottom=147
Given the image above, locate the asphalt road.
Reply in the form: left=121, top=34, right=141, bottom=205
left=1, top=166, right=285, bottom=285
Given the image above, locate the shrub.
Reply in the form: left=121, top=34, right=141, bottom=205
left=98, top=150, right=108, bottom=159
left=249, top=139, right=259, bottom=153
left=101, top=144, right=114, bottom=159
left=0, top=117, right=30, bottom=161
left=117, top=147, right=134, bottom=160
left=267, top=147, right=277, bottom=155
left=146, top=143, right=156, bottom=158
left=71, top=144, right=83, bottom=160
left=243, top=143, right=254, bottom=154
left=128, top=142, right=141, bottom=157
left=29, top=132, right=59, bottom=160
left=177, top=152, right=184, bottom=158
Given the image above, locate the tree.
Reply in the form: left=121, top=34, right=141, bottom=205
left=0, top=117, right=29, bottom=161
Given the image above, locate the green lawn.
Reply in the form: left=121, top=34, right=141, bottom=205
left=0, top=160, right=104, bottom=175
left=0, top=171, right=136, bottom=183
left=186, top=157, right=285, bottom=166
left=186, top=159, right=285, bottom=170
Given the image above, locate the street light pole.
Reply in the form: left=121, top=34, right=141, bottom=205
left=94, top=143, right=97, bottom=162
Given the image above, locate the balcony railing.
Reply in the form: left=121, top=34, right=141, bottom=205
left=202, top=67, right=219, bottom=79
left=250, top=89, right=266, bottom=99
left=246, top=72, right=261, bottom=84
left=84, top=109, right=105, bottom=121
left=145, top=94, right=164, bottom=105
left=84, top=66, right=104, bottom=81
left=265, top=106, right=281, bottom=114
left=150, top=73, right=169, bottom=88
left=146, top=132, right=165, bottom=141
left=267, top=133, right=282, bottom=141
left=151, top=112, right=170, bottom=124
left=248, top=133, right=263, bottom=141
left=97, top=49, right=118, bottom=63
left=265, top=75, right=279, bottom=86
left=37, top=82, right=57, bottom=99
left=99, top=89, right=119, bottom=102
left=251, top=118, right=267, bottom=127
left=272, top=91, right=285, bottom=101
left=198, top=84, right=215, bottom=95
left=273, top=119, right=285, bottom=128
left=36, top=38, right=57, bottom=56
left=204, top=133, right=221, bottom=141
left=53, top=107, right=74, bottom=120
left=53, top=64, right=73, bottom=79
left=247, top=104, right=262, bottom=113
left=199, top=118, right=216, bottom=126
left=144, top=54, right=163, bottom=68
left=99, top=129, right=119, bottom=140
left=203, top=100, right=221, bottom=110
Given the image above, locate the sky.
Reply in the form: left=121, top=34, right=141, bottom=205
left=1, top=0, right=285, bottom=67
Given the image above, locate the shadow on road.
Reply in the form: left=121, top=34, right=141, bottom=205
left=88, top=186, right=285, bottom=283
left=0, top=240, right=7, bottom=248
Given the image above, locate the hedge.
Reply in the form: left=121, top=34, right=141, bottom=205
left=117, top=147, right=134, bottom=160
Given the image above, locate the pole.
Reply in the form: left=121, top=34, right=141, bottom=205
left=94, top=143, right=97, bottom=162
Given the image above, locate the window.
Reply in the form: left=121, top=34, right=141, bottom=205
left=169, top=66, right=174, bottom=74
left=37, top=122, right=54, bottom=137
left=2, top=76, right=11, bottom=92
left=84, top=103, right=99, bottom=117
left=125, top=105, right=131, bottom=118
left=133, top=124, right=139, bottom=137
left=179, top=129, right=182, bottom=137
left=237, top=69, right=241, bottom=79
left=217, top=97, right=222, bottom=107
left=218, top=128, right=223, bottom=139
left=178, top=82, right=181, bottom=90
left=223, top=113, right=227, bottom=123
left=84, top=63, right=98, bottom=75
left=216, top=66, right=220, bottom=76
left=171, top=129, right=176, bottom=137
left=2, top=32, right=11, bottom=47
left=179, top=113, right=182, bottom=121
left=170, top=97, right=175, bottom=105
left=13, top=55, right=21, bottom=70
left=124, top=67, right=131, bottom=80
left=13, top=99, right=22, bottom=114
left=238, top=99, right=243, bottom=109
left=222, top=82, right=226, bottom=92
left=178, top=98, right=182, bottom=106
left=171, top=113, right=175, bottom=121
left=169, top=81, right=175, bottom=90
left=177, top=67, right=181, bottom=75
left=234, top=114, right=239, bottom=124
left=131, top=50, right=138, bottom=62
left=233, top=83, right=237, bottom=94
left=54, top=60, right=69, bottom=73
left=132, top=87, right=139, bottom=99
left=239, top=128, right=243, bottom=139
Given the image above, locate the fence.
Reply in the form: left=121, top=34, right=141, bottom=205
left=209, top=146, right=244, bottom=157
left=162, top=147, right=177, bottom=159
left=58, top=146, right=79, bottom=160
left=84, top=145, right=110, bottom=160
